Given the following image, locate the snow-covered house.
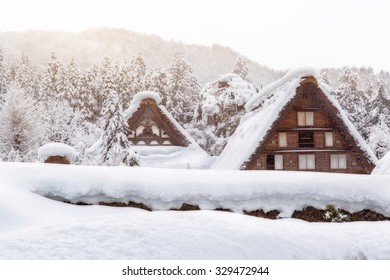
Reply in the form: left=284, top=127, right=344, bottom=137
left=212, top=68, right=378, bottom=174
left=125, top=91, right=212, bottom=168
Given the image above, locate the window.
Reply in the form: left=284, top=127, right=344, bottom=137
left=275, top=155, right=283, bottom=170
left=299, top=154, right=315, bottom=170
left=330, top=154, right=347, bottom=169
left=266, top=155, right=283, bottom=170
left=298, top=132, right=314, bottom=147
left=297, top=111, right=314, bottom=126
left=266, top=155, right=274, bottom=170
left=325, top=132, right=334, bottom=147
left=278, top=132, right=287, bottom=147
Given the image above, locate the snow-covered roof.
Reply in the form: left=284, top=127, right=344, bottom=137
left=132, top=91, right=162, bottom=105
left=38, top=143, right=78, bottom=163
left=212, top=67, right=377, bottom=170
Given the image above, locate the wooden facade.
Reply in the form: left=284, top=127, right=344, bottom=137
left=127, top=98, right=190, bottom=146
left=242, top=76, right=375, bottom=174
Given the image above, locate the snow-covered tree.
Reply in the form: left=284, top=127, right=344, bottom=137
left=167, top=51, right=200, bottom=124
left=333, top=67, right=367, bottom=134
left=0, top=85, right=44, bottom=161
left=321, top=71, right=330, bottom=85
left=144, top=65, right=169, bottom=104
left=98, top=91, right=138, bottom=166
left=40, top=52, right=68, bottom=101
left=193, top=73, right=257, bottom=155
left=367, top=116, right=390, bottom=159
left=118, top=53, right=146, bottom=107
left=0, top=49, right=10, bottom=98
left=232, top=57, right=250, bottom=82
left=98, top=57, right=118, bottom=118
left=43, top=99, right=86, bottom=145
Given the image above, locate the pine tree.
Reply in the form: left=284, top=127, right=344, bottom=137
left=118, top=53, right=147, bottom=107
left=321, top=71, right=330, bottom=85
left=0, top=85, right=44, bottom=161
left=334, top=67, right=366, bottom=133
left=232, top=57, right=250, bottom=82
left=84, top=64, right=101, bottom=120
left=41, top=52, right=67, bottom=101
left=98, top=91, right=138, bottom=166
left=167, top=51, right=200, bottom=124
left=144, top=65, right=169, bottom=104
left=98, top=57, right=118, bottom=118
left=367, top=116, right=390, bottom=159
left=14, top=54, right=40, bottom=98
left=0, top=48, right=9, bottom=98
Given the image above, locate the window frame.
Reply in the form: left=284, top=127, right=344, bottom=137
left=330, top=154, right=347, bottom=169
left=325, top=131, right=334, bottom=147
left=278, top=132, right=288, bottom=148
left=299, top=154, right=315, bottom=170
left=297, top=111, right=314, bottom=127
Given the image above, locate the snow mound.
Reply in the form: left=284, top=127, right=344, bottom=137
left=372, top=151, right=390, bottom=175
left=38, top=143, right=78, bottom=163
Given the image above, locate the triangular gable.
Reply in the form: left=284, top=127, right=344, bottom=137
left=212, top=68, right=377, bottom=171
left=126, top=91, right=191, bottom=147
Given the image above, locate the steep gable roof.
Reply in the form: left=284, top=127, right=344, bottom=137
left=126, top=91, right=196, bottom=146
left=125, top=91, right=212, bottom=169
left=212, top=68, right=378, bottom=170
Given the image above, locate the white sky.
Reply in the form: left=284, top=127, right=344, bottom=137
left=1, top=0, right=389, bottom=71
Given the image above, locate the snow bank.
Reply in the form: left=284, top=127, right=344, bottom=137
left=133, top=145, right=214, bottom=169
left=1, top=162, right=390, bottom=259
left=372, top=151, right=390, bottom=175
left=37, top=143, right=78, bottom=163
left=2, top=210, right=390, bottom=259
left=1, top=162, right=390, bottom=218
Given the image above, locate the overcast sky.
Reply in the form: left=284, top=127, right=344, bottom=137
left=1, top=0, right=389, bottom=71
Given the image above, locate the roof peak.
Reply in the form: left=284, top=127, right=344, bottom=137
left=245, top=67, right=320, bottom=112
left=132, top=91, right=162, bottom=106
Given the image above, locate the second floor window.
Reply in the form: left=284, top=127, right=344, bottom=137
left=298, top=132, right=314, bottom=147
left=278, top=132, right=287, bottom=148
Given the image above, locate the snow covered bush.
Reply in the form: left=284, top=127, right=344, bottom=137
left=0, top=85, right=44, bottom=161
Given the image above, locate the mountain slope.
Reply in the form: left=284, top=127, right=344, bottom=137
left=0, top=28, right=283, bottom=86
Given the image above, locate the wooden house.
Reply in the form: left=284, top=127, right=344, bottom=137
left=126, top=91, right=190, bottom=147
left=212, top=68, right=377, bottom=174
left=125, top=91, right=212, bottom=169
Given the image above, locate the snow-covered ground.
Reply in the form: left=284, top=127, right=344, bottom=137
left=1, top=162, right=390, bottom=259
